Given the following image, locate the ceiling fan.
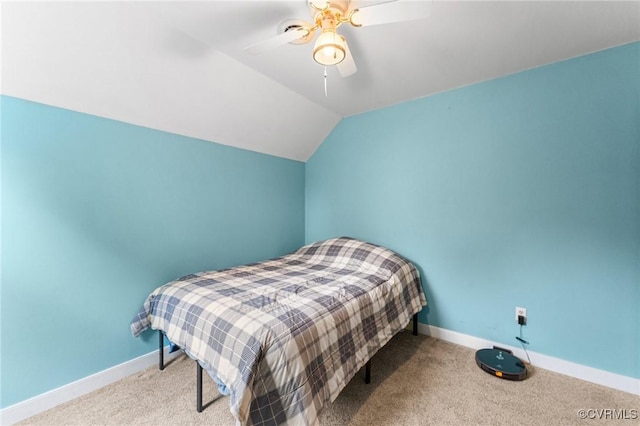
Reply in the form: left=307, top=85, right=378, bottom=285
left=244, top=0, right=431, bottom=78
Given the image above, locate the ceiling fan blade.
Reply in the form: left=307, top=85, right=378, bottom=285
left=245, top=27, right=309, bottom=55
left=349, top=0, right=398, bottom=10
left=351, top=0, right=431, bottom=27
left=337, top=41, right=357, bottom=77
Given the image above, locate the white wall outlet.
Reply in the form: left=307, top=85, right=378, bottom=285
left=515, top=306, right=527, bottom=322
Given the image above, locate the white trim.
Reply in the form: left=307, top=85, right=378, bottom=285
left=0, top=347, right=181, bottom=425
left=3, top=326, right=638, bottom=425
left=419, top=323, right=640, bottom=396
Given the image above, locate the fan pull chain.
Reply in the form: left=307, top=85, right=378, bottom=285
left=324, top=66, right=328, bottom=97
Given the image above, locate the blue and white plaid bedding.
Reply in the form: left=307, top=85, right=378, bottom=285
left=131, top=237, right=426, bottom=425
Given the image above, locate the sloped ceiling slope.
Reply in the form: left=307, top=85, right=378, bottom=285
left=1, top=1, right=340, bottom=162
left=2, top=1, right=639, bottom=162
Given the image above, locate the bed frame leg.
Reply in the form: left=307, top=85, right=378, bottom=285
left=159, top=331, right=165, bottom=371
left=364, top=312, right=419, bottom=385
left=197, top=362, right=203, bottom=413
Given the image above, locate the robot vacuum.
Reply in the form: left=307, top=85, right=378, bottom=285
left=476, top=346, right=527, bottom=381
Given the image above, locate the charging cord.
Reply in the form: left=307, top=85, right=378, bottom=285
left=516, top=325, right=531, bottom=364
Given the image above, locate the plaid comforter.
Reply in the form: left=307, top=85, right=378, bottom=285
left=131, top=237, right=426, bottom=425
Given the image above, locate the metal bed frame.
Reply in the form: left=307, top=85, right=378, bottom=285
left=158, top=313, right=420, bottom=413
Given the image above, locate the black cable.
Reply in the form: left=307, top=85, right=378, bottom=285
left=516, top=324, right=531, bottom=364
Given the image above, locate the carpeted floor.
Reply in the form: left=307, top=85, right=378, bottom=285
left=18, top=332, right=639, bottom=425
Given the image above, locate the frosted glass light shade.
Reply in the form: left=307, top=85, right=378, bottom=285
left=313, top=30, right=346, bottom=66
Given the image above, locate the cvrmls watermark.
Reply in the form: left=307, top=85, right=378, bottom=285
left=577, top=409, right=638, bottom=420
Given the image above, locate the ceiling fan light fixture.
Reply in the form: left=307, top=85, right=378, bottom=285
left=313, top=30, right=346, bottom=66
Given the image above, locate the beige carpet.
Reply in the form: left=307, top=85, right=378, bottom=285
left=19, top=332, right=639, bottom=425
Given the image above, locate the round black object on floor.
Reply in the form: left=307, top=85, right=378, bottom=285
left=476, top=346, right=527, bottom=381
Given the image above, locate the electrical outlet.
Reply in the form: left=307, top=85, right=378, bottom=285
left=515, top=306, right=527, bottom=323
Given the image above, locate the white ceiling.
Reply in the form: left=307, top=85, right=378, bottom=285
left=2, top=1, right=639, bottom=162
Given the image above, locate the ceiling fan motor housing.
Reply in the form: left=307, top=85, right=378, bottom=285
left=308, top=0, right=350, bottom=16
left=309, top=0, right=350, bottom=25
left=279, top=1, right=351, bottom=46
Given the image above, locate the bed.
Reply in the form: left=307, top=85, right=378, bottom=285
left=130, top=237, right=426, bottom=425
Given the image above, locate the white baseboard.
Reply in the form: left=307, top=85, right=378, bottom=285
left=418, top=323, right=640, bottom=396
left=0, top=347, right=181, bottom=425
left=3, top=326, right=638, bottom=425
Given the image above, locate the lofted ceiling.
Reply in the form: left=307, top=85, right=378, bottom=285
left=2, top=1, right=639, bottom=162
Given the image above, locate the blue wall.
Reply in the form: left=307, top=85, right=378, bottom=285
left=306, top=43, right=640, bottom=379
left=0, top=96, right=305, bottom=408
left=2, top=42, right=638, bottom=410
